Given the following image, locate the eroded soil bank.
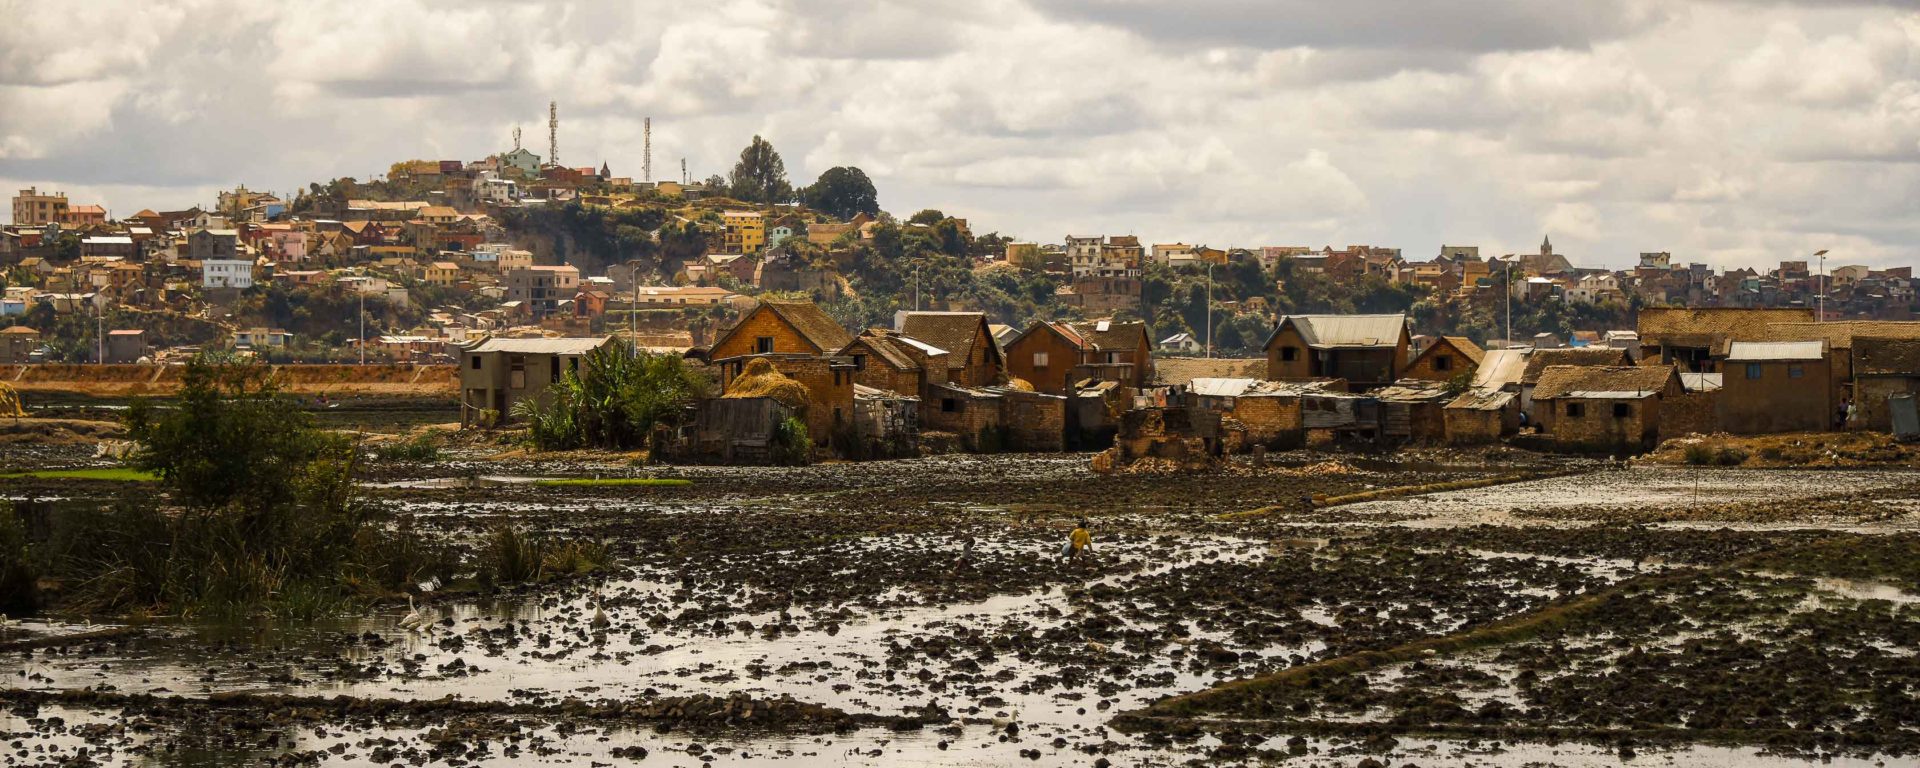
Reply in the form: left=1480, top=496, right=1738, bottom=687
left=3, top=449, right=1918, bottom=767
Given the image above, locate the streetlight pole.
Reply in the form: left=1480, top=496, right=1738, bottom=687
left=1814, top=249, right=1829, bottom=323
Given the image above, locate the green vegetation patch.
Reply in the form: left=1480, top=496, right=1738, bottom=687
left=530, top=477, right=692, bottom=488
left=0, top=467, right=156, bottom=482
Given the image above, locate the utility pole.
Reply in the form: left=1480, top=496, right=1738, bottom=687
left=96, top=308, right=104, bottom=364
left=1814, top=249, right=1830, bottom=323
left=358, top=289, right=366, bottom=365
left=1205, top=260, right=1214, bottom=359
left=913, top=266, right=921, bottom=311
left=1504, top=255, right=1513, bottom=346
left=629, top=260, right=641, bottom=355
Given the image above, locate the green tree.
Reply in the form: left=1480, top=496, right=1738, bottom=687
left=799, top=166, right=879, bottom=220
left=728, top=135, right=793, bottom=204
left=907, top=209, right=946, bottom=226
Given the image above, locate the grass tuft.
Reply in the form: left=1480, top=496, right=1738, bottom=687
left=0, top=467, right=157, bottom=482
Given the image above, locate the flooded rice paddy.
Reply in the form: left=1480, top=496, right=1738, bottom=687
left=4, top=452, right=1920, bottom=766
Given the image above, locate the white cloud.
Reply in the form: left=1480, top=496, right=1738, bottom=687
left=0, top=1, right=1917, bottom=270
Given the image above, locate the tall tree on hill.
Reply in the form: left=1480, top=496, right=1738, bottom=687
left=728, top=136, right=793, bottom=204
left=799, top=166, right=879, bottom=220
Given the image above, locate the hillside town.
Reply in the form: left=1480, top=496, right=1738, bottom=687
left=5, top=125, right=1920, bottom=461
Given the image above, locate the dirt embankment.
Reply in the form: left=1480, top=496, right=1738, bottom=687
left=0, top=364, right=458, bottom=399
left=1645, top=431, right=1920, bottom=468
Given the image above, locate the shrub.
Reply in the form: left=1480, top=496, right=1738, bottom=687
left=55, top=356, right=375, bottom=617
left=514, top=347, right=708, bottom=451
left=1714, top=446, right=1750, bottom=466
left=770, top=416, right=812, bottom=466
left=1684, top=444, right=1715, bottom=465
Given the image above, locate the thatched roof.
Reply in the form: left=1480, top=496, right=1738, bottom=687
left=1533, top=365, right=1678, bottom=401
left=1522, top=347, right=1630, bottom=384
left=1637, top=307, right=1814, bottom=351
left=900, top=311, right=998, bottom=368
left=1066, top=319, right=1149, bottom=351
left=724, top=357, right=811, bottom=410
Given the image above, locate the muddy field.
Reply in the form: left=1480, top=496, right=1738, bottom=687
left=3, top=449, right=1919, bottom=767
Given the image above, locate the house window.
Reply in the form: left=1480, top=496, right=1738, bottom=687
left=470, top=355, right=482, bottom=370
left=1613, top=402, right=1631, bottom=419
left=551, top=358, right=562, bottom=383
left=1281, top=347, right=1299, bottom=362
left=1566, top=402, right=1585, bottom=417
left=1788, top=364, right=1804, bottom=379
left=1033, top=351, right=1050, bottom=367
left=755, top=336, right=774, bottom=354
left=1746, top=363, right=1763, bottom=380
left=942, top=398, right=959, bottom=413
left=853, top=354, right=866, bottom=371
left=1434, top=355, right=1451, bottom=371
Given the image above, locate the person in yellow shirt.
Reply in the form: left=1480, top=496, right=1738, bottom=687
left=1067, top=518, right=1091, bottom=562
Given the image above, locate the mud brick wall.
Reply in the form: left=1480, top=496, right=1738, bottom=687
left=922, top=389, right=1001, bottom=443
left=1856, top=377, right=1917, bottom=432
left=1445, top=408, right=1503, bottom=444
left=1660, top=389, right=1719, bottom=438
left=765, top=356, right=852, bottom=445
left=1720, top=358, right=1832, bottom=434
left=1548, top=396, right=1660, bottom=451
left=1000, top=391, right=1065, bottom=451
left=1229, top=395, right=1303, bottom=449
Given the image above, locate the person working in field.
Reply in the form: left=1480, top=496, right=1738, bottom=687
left=1066, top=518, right=1092, bottom=562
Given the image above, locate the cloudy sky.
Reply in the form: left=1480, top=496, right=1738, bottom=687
left=2, top=0, right=1916, bottom=270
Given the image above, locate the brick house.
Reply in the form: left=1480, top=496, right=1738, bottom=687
left=1003, top=319, right=1153, bottom=395
left=1637, top=307, right=1815, bottom=372
left=0, top=326, right=41, bottom=363
left=459, top=336, right=616, bottom=426
left=1404, top=335, right=1483, bottom=382
left=1531, top=365, right=1684, bottom=452
left=1262, top=314, right=1410, bottom=391
left=708, top=298, right=857, bottom=445
left=1444, top=388, right=1518, bottom=445
left=1851, top=337, right=1920, bottom=431
left=899, top=311, right=1005, bottom=387
left=1718, top=341, right=1832, bottom=434
left=709, top=298, right=852, bottom=360
left=838, top=328, right=950, bottom=398
left=1519, top=346, right=1632, bottom=417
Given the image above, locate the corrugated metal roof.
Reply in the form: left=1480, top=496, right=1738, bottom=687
left=1564, top=390, right=1660, bottom=399
left=1285, top=314, right=1406, bottom=348
left=1445, top=388, right=1515, bottom=411
left=1724, top=341, right=1825, bottom=361
left=896, top=336, right=947, bottom=356
left=1189, top=377, right=1260, bottom=397
left=1471, top=348, right=1530, bottom=389
left=469, top=336, right=612, bottom=355
left=1680, top=372, right=1722, bottom=392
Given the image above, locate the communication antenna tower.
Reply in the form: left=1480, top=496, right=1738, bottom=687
left=512, top=126, right=521, bottom=151
left=643, top=117, right=652, bottom=182
left=548, top=101, right=559, bottom=166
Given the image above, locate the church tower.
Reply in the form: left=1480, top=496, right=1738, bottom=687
left=1540, top=234, right=1553, bottom=256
